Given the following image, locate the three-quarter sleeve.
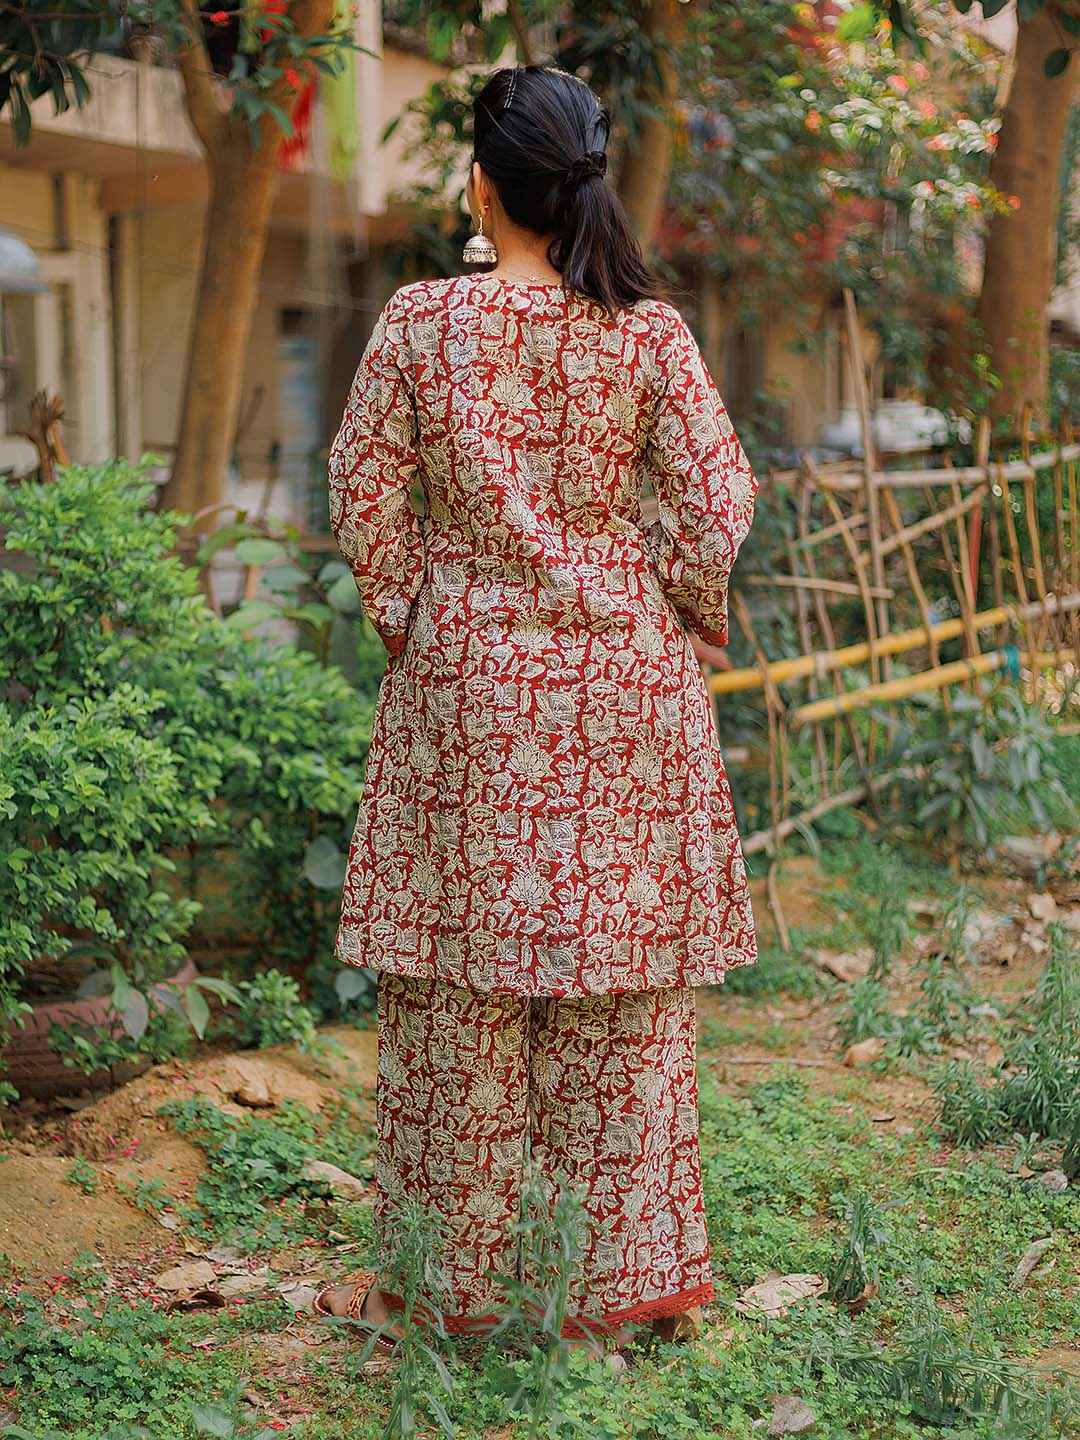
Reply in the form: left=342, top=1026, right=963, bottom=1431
left=327, top=288, right=426, bottom=660
left=639, top=305, right=758, bottom=649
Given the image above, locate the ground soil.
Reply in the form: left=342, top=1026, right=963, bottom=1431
left=0, top=848, right=1073, bottom=1286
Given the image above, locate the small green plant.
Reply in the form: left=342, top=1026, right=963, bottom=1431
left=190, top=1399, right=280, bottom=1439
left=826, top=1190, right=892, bottom=1308
left=867, top=888, right=911, bottom=980
left=65, top=1156, right=100, bottom=1196
left=1034, top=922, right=1080, bottom=1043
left=163, top=1096, right=332, bottom=1248
left=227, top=969, right=320, bottom=1052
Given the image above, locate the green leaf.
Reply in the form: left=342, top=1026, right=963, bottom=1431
left=303, top=835, right=348, bottom=890
left=261, top=563, right=310, bottom=593
left=327, top=573, right=361, bottom=614
left=190, top=1405, right=234, bottom=1439
left=184, top=985, right=211, bottom=1041
left=318, top=558, right=350, bottom=585
left=222, top=599, right=278, bottom=629
left=193, top=976, right=243, bottom=1005
left=196, top=523, right=253, bottom=565
left=1044, top=47, right=1071, bottom=78
left=235, top=537, right=287, bottom=567
left=335, top=967, right=371, bottom=1005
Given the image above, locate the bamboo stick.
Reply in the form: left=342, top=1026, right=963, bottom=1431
left=786, top=444, right=1080, bottom=494
left=739, top=574, right=895, bottom=600
left=732, top=588, right=787, bottom=837
left=874, top=485, right=987, bottom=559
left=707, top=590, right=1080, bottom=696
left=843, top=288, right=890, bottom=667
left=790, top=649, right=1060, bottom=727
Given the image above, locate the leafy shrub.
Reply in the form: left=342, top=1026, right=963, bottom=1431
left=886, top=687, right=1073, bottom=852
left=225, top=968, right=320, bottom=1052
left=0, top=461, right=373, bottom=1091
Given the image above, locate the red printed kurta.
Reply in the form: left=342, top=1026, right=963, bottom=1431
left=328, top=274, right=759, bottom=997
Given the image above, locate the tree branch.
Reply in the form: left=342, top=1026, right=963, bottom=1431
left=507, top=0, right=536, bottom=65
left=176, top=0, right=223, bottom=154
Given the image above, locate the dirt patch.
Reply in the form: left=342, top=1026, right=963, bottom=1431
left=0, top=1154, right=160, bottom=1274
left=0, top=1027, right=379, bottom=1281
left=748, top=853, right=833, bottom=942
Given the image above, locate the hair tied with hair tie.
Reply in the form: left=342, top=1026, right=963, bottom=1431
left=564, top=150, right=608, bottom=189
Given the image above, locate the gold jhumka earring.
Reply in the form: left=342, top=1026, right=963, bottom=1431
left=462, top=209, right=498, bottom=265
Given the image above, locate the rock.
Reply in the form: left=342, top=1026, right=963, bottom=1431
left=303, top=1160, right=367, bottom=1202
left=998, top=834, right=1059, bottom=873
left=222, top=1059, right=274, bottom=1109
left=735, top=1273, right=828, bottom=1319
left=809, top=949, right=870, bottom=984
left=155, top=1260, right=217, bottom=1293
left=768, top=1395, right=817, bottom=1435
left=843, top=1038, right=886, bottom=1068
left=1028, top=893, right=1059, bottom=925
left=1039, top=1169, right=1069, bottom=1192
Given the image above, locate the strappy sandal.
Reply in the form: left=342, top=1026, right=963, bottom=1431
left=311, top=1272, right=399, bottom=1353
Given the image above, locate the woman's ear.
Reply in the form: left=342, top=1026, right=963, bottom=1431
left=471, top=161, right=489, bottom=219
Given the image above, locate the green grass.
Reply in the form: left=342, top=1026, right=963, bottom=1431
left=6, top=821, right=1080, bottom=1438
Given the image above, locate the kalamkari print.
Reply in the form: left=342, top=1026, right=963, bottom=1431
left=374, top=973, right=714, bottom=1334
left=328, top=275, right=759, bottom=996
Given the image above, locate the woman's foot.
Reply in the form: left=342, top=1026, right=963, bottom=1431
left=313, top=1281, right=405, bottom=1344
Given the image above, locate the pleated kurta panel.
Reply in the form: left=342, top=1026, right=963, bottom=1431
left=327, top=274, right=759, bottom=997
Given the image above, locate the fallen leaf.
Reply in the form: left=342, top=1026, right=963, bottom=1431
left=1012, top=1236, right=1055, bottom=1290
left=735, top=1272, right=827, bottom=1318
left=156, top=1260, right=217, bottom=1293
left=165, top=1287, right=225, bottom=1313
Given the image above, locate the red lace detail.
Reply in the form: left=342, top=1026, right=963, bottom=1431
left=381, top=1279, right=714, bottom=1338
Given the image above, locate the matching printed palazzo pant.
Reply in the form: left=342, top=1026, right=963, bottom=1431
left=375, top=974, right=714, bottom=1334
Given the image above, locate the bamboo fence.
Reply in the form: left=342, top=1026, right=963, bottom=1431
left=710, top=289, right=1080, bottom=862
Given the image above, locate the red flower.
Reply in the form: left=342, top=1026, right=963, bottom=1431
left=1007, top=194, right=1022, bottom=210
left=208, top=9, right=229, bottom=24
left=284, top=67, right=302, bottom=89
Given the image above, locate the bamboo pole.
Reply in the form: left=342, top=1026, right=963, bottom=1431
left=707, top=590, right=1080, bottom=696
left=739, top=574, right=894, bottom=600
left=790, top=649, right=1062, bottom=727
left=843, top=288, right=890, bottom=666
left=785, top=444, right=1080, bottom=494
left=731, top=588, right=787, bottom=839
left=875, top=485, right=987, bottom=559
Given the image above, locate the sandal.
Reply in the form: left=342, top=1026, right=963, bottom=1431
left=312, top=1272, right=399, bottom=1353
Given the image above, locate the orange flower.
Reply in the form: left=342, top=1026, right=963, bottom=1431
left=1008, top=194, right=1022, bottom=210
left=805, top=109, right=822, bottom=131
left=967, top=194, right=981, bottom=209
left=917, top=99, right=937, bottom=119
left=886, top=75, right=909, bottom=95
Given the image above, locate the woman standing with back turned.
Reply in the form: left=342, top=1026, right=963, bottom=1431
left=314, top=64, right=759, bottom=1351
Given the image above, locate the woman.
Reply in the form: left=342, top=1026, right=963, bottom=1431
left=314, top=64, right=758, bottom=1350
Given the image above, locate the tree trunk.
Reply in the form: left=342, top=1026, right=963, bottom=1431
left=162, top=125, right=280, bottom=516
left=976, top=3, right=1079, bottom=428
left=616, top=0, right=688, bottom=251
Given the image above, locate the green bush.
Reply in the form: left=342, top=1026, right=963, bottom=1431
left=0, top=461, right=373, bottom=1090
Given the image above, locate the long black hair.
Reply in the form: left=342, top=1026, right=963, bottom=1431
left=471, top=65, right=662, bottom=314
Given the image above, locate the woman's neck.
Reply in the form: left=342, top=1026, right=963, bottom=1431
left=487, top=217, right=561, bottom=281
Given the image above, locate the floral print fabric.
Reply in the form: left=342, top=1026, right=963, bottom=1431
left=375, top=973, right=714, bottom=1333
left=328, top=274, right=758, bottom=997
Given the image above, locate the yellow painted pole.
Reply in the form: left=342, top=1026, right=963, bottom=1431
left=709, top=592, right=1080, bottom=697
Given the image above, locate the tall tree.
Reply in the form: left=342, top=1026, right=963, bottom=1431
left=0, top=0, right=349, bottom=516
left=974, top=3, right=1079, bottom=426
